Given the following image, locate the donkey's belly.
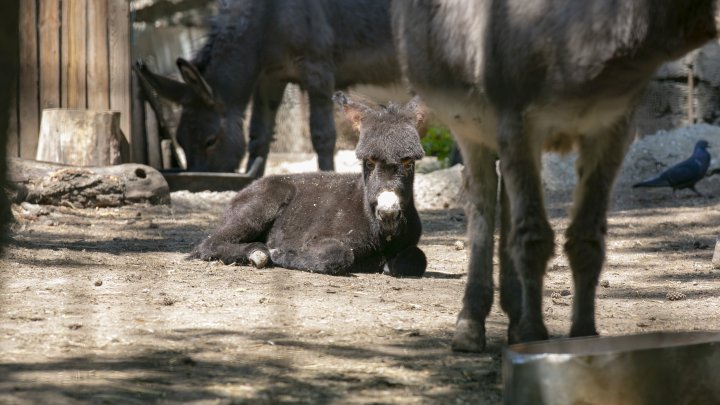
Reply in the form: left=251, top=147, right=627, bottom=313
left=419, top=87, right=636, bottom=154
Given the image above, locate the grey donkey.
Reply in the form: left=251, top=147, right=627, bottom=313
left=392, top=0, right=720, bottom=351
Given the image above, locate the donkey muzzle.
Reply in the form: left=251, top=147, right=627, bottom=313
left=376, top=191, right=401, bottom=223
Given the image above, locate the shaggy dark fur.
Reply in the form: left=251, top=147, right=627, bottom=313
left=190, top=93, right=426, bottom=277
left=392, top=0, right=720, bottom=352
left=136, top=0, right=400, bottom=174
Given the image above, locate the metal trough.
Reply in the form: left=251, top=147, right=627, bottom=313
left=161, top=158, right=263, bottom=192
left=504, top=331, right=720, bottom=405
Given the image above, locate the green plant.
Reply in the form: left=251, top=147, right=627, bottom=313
left=421, top=125, right=454, bottom=166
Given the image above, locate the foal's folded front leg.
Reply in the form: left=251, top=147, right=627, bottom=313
left=271, top=238, right=355, bottom=275
left=384, top=246, right=427, bottom=277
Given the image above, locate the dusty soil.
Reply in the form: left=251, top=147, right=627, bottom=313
left=1, top=173, right=720, bottom=404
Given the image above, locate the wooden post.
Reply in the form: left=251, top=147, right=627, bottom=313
left=64, top=0, right=87, bottom=109
left=18, top=0, right=39, bottom=158
left=36, top=109, right=129, bottom=166
left=39, top=0, right=61, bottom=111
left=108, top=0, right=133, bottom=158
left=145, top=103, right=162, bottom=169
left=87, top=0, right=109, bottom=110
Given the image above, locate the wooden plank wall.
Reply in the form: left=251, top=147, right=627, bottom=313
left=9, top=0, right=135, bottom=161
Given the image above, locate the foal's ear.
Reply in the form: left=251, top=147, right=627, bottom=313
left=177, top=58, right=216, bottom=107
left=404, top=95, right=428, bottom=131
left=333, top=91, right=371, bottom=132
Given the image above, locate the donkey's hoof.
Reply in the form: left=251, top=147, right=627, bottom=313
left=517, top=320, right=549, bottom=343
left=249, top=250, right=269, bottom=269
left=569, top=323, right=599, bottom=338
left=452, top=318, right=486, bottom=352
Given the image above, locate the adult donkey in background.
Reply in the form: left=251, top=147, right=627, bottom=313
left=392, top=0, right=720, bottom=352
left=136, top=0, right=400, bottom=174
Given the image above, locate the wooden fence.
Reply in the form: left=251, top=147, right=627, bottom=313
left=9, top=0, right=136, bottom=161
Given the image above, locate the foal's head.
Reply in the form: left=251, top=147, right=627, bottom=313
left=334, top=92, right=426, bottom=232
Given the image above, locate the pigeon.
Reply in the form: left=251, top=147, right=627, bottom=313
left=633, top=139, right=711, bottom=196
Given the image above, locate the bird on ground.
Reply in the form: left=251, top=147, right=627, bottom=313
left=632, top=139, right=711, bottom=197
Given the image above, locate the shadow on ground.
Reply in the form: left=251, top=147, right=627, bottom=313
left=1, top=328, right=503, bottom=404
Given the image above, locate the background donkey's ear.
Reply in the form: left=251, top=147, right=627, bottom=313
left=333, top=91, right=370, bottom=132
left=134, top=60, right=193, bottom=104
left=177, top=58, right=216, bottom=107
left=405, top=95, right=428, bottom=131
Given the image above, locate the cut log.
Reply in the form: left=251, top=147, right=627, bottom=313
left=7, top=157, right=170, bottom=207
left=36, top=108, right=130, bottom=166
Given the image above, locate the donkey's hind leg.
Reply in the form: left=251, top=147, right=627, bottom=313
left=497, top=110, right=554, bottom=343
left=191, top=241, right=271, bottom=268
left=566, top=120, right=633, bottom=337
left=190, top=180, right=291, bottom=267
left=304, top=62, right=336, bottom=171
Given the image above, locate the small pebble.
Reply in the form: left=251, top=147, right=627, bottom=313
left=94, top=280, right=103, bottom=287
left=600, top=280, right=610, bottom=288
left=454, top=240, right=465, bottom=250
left=560, top=289, right=572, bottom=297
left=666, top=291, right=686, bottom=301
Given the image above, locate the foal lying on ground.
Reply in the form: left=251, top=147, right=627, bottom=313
left=191, top=93, right=427, bottom=277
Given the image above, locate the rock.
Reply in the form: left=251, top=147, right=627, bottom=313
left=413, top=164, right=464, bottom=210
left=713, top=236, right=720, bottom=269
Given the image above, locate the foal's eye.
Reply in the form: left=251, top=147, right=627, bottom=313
left=365, top=158, right=377, bottom=170
left=401, top=158, right=414, bottom=170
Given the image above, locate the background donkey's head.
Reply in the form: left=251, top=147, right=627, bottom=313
left=136, top=58, right=247, bottom=172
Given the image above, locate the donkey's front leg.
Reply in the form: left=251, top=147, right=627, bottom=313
left=304, top=62, right=336, bottom=171
left=246, top=79, right=287, bottom=176
left=384, top=246, right=427, bottom=277
left=271, top=238, right=354, bottom=275
left=451, top=139, right=499, bottom=352
left=497, top=110, right=554, bottom=343
left=566, top=121, right=633, bottom=337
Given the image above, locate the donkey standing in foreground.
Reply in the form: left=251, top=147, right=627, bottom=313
left=136, top=0, right=400, bottom=174
left=392, top=0, right=720, bottom=351
left=191, top=93, right=426, bottom=277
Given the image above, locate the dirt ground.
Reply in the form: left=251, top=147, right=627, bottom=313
left=1, top=173, right=720, bottom=404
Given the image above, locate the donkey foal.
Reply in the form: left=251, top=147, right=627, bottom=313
left=191, top=93, right=427, bottom=277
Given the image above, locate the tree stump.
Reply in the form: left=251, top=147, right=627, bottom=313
left=7, top=157, right=169, bottom=207
left=35, top=109, right=130, bottom=166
